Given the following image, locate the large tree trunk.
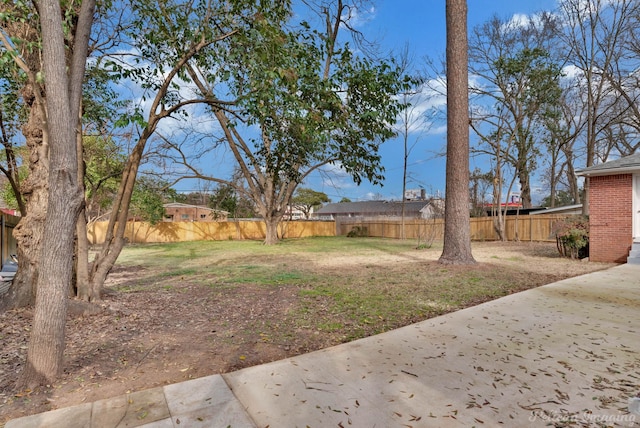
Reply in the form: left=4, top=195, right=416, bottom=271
left=1, top=84, right=49, bottom=311
left=20, top=0, right=95, bottom=388
left=439, top=0, right=476, bottom=265
left=517, top=168, right=532, bottom=209
left=264, top=216, right=281, bottom=245
left=565, top=158, right=581, bottom=204
left=0, top=5, right=49, bottom=311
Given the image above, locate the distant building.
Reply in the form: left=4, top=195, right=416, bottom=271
left=284, top=205, right=309, bottom=220
left=314, top=200, right=444, bottom=220
left=404, top=188, right=427, bottom=201
left=163, top=203, right=229, bottom=222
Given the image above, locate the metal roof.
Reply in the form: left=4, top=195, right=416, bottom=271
left=315, top=200, right=435, bottom=215
left=528, top=204, right=583, bottom=215
left=576, top=152, right=640, bottom=176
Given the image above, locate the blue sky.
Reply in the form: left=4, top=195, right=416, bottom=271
left=302, top=0, right=559, bottom=203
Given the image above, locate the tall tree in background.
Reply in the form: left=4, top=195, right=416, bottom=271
left=394, top=45, right=430, bottom=240
left=558, top=0, right=634, bottom=215
left=160, top=0, right=407, bottom=244
left=439, top=0, right=475, bottom=264
left=468, top=14, right=562, bottom=210
left=292, top=188, right=330, bottom=219
left=20, top=0, right=96, bottom=388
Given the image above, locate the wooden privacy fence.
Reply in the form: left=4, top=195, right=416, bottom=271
left=87, top=214, right=573, bottom=244
left=337, top=214, right=573, bottom=242
left=87, top=220, right=336, bottom=244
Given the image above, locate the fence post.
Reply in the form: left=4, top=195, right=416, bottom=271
left=529, top=216, right=533, bottom=242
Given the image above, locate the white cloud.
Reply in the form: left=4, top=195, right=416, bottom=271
left=321, top=161, right=348, bottom=176
left=394, top=78, right=447, bottom=135
left=341, top=5, right=376, bottom=28
left=501, top=11, right=556, bottom=34
left=562, top=64, right=583, bottom=80
left=428, top=124, right=447, bottom=135
left=506, top=13, right=531, bottom=29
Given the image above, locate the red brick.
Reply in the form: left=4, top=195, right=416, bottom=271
left=589, top=174, right=633, bottom=263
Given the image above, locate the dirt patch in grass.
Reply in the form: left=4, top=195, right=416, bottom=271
left=0, top=239, right=613, bottom=424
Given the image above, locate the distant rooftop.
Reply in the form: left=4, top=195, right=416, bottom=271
left=316, top=200, right=436, bottom=215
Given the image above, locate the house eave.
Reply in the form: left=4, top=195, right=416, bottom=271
left=528, top=204, right=583, bottom=215
left=576, top=165, right=640, bottom=177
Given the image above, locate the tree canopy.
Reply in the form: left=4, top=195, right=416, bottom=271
left=292, top=188, right=330, bottom=219
left=155, top=0, right=410, bottom=243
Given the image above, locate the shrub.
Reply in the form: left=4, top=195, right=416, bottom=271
left=552, top=216, right=589, bottom=259
left=347, top=226, right=368, bottom=238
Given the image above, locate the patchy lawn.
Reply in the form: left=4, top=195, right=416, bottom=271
left=0, top=237, right=613, bottom=424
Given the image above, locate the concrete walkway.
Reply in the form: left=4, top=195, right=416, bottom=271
left=5, top=264, right=640, bottom=427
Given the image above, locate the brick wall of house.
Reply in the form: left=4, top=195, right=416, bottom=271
left=589, top=174, right=633, bottom=263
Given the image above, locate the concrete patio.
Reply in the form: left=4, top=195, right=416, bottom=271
left=5, top=264, right=640, bottom=427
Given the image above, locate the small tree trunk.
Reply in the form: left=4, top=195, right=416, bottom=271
left=493, top=210, right=506, bottom=241
left=582, top=177, right=590, bottom=215
left=90, top=236, right=125, bottom=292
left=74, top=103, right=95, bottom=301
left=75, top=210, right=94, bottom=301
left=566, top=160, right=581, bottom=205
left=89, top=133, right=150, bottom=292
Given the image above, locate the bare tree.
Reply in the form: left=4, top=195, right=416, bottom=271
left=394, top=45, right=432, bottom=239
left=469, top=168, right=493, bottom=216
left=468, top=14, right=563, bottom=209
left=439, top=0, right=475, bottom=265
left=547, top=76, right=588, bottom=206
left=558, top=0, right=635, bottom=214
left=470, top=119, right=519, bottom=240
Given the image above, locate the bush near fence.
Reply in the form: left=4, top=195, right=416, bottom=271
left=87, top=214, right=574, bottom=244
